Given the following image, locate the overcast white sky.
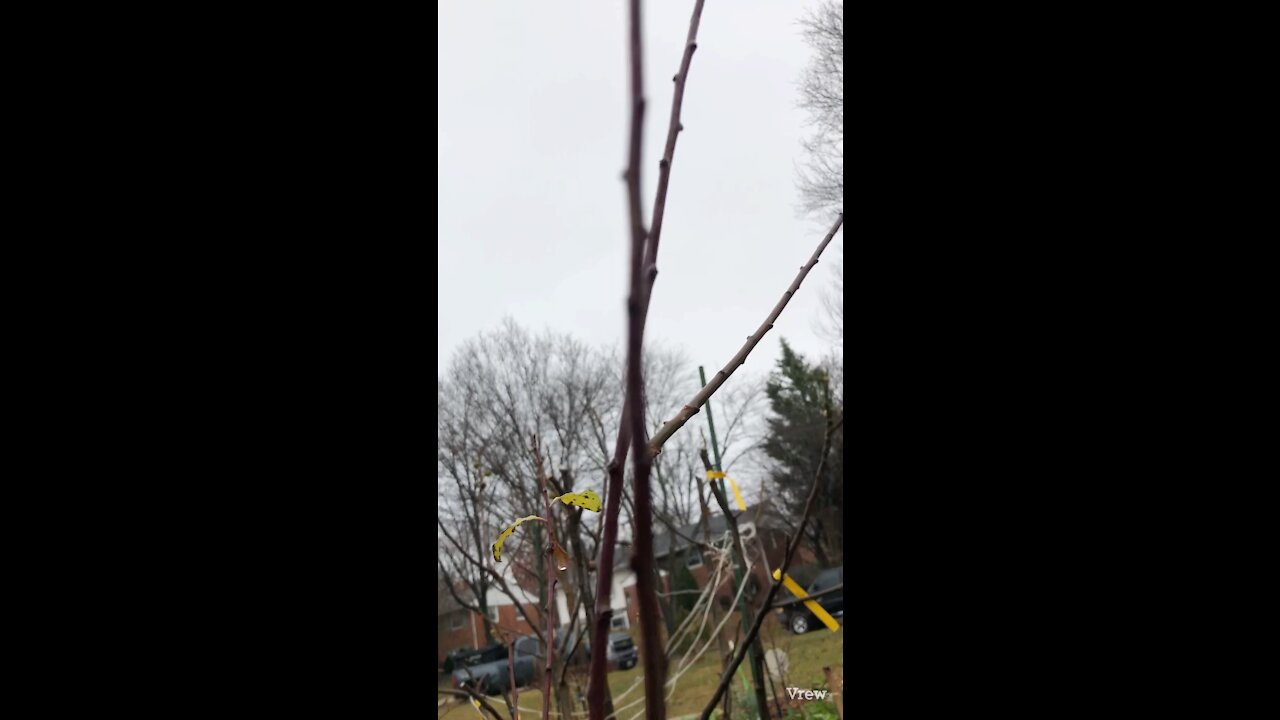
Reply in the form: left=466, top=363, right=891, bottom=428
left=437, top=0, right=843, bottom=392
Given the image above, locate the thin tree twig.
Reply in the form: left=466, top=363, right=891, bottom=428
left=560, top=614, right=587, bottom=684
left=747, top=526, right=786, bottom=720
left=438, top=688, right=507, bottom=720
left=534, top=436, right=559, bottom=720
left=698, top=413, right=844, bottom=720
left=646, top=0, right=706, bottom=273
left=438, top=558, right=486, bottom=616
left=509, top=636, right=520, bottom=719
left=649, top=212, right=844, bottom=455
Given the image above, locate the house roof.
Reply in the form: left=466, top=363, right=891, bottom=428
left=653, top=500, right=787, bottom=559
left=437, top=568, right=540, bottom=616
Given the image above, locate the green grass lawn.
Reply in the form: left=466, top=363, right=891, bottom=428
left=438, top=620, right=842, bottom=720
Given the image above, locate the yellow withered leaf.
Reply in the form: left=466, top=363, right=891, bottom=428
left=492, top=515, right=542, bottom=563
left=551, top=489, right=602, bottom=513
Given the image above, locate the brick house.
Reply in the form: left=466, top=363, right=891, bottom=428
left=610, top=542, right=671, bottom=631
left=437, top=581, right=542, bottom=666
left=438, top=586, right=485, bottom=663
left=437, top=554, right=670, bottom=666
left=651, top=500, right=819, bottom=630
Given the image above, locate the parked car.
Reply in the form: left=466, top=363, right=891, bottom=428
left=449, top=628, right=638, bottom=695
left=777, top=565, right=843, bottom=634
left=606, top=632, right=638, bottom=670
left=554, top=627, right=637, bottom=671
left=451, top=637, right=538, bottom=695
left=442, top=646, right=473, bottom=673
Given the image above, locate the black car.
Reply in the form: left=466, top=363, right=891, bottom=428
left=442, top=646, right=475, bottom=673
left=777, top=566, right=843, bottom=634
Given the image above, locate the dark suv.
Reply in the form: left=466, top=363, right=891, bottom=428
left=777, top=565, right=843, bottom=634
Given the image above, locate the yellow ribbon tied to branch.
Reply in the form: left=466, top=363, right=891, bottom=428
left=773, top=569, right=840, bottom=632
left=705, top=470, right=747, bottom=511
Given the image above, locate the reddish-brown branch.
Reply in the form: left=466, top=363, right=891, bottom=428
left=645, top=0, right=706, bottom=272
left=588, top=3, right=709, bottom=718
left=628, top=339, right=664, bottom=720
left=649, top=212, right=844, bottom=455
left=587, top=418, right=629, bottom=720
left=698, top=414, right=844, bottom=720
left=617, top=0, right=669, bottom=717
left=533, top=437, right=559, bottom=720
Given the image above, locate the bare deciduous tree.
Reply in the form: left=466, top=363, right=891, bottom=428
left=797, top=0, right=843, bottom=218
left=815, top=247, right=844, bottom=346
left=438, top=321, right=620, bottom=715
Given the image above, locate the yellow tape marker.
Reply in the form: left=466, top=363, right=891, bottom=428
left=726, top=476, right=746, bottom=511
left=704, top=470, right=747, bottom=511
left=773, top=569, right=840, bottom=632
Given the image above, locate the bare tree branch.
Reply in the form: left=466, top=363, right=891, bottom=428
left=649, top=212, right=844, bottom=454
left=646, top=0, right=707, bottom=272
left=508, top=636, right=520, bottom=720
left=533, top=437, right=559, bottom=720
left=438, top=559, right=484, bottom=615
left=437, top=688, right=507, bottom=720
left=588, top=417, right=631, bottom=720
